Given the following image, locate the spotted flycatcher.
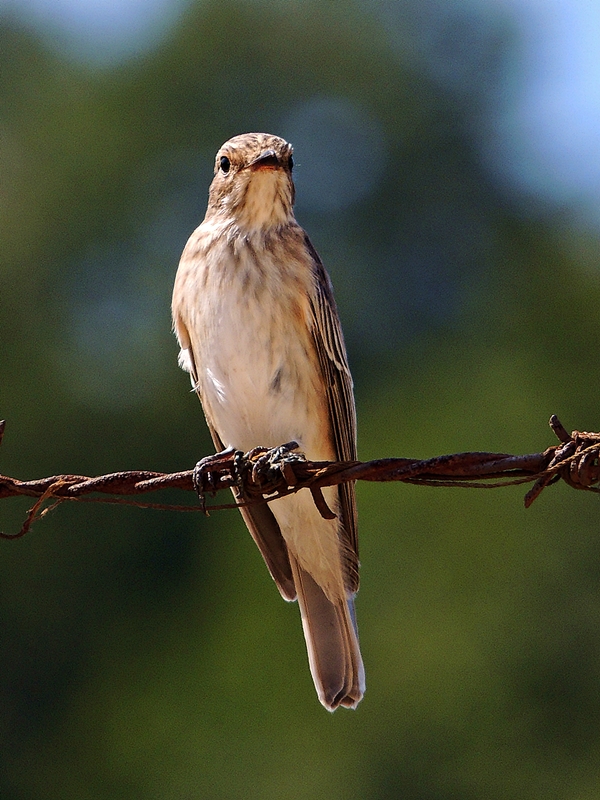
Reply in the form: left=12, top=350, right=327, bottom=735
left=172, top=133, right=364, bottom=710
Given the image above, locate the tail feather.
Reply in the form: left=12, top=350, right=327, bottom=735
left=289, top=555, right=365, bottom=711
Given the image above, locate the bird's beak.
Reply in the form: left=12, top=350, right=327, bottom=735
left=247, top=149, right=280, bottom=170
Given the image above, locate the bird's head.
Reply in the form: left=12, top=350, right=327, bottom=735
left=206, top=133, right=295, bottom=232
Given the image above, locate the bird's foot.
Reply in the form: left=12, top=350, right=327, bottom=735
left=243, top=443, right=335, bottom=518
left=245, top=441, right=306, bottom=495
left=193, top=446, right=243, bottom=514
left=193, top=442, right=307, bottom=511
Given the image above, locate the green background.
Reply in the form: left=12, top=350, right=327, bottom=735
left=2, top=2, right=600, bottom=798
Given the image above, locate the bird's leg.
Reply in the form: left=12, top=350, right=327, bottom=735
left=193, top=442, right=307, bottom=510
left=247, top=443, right=336, bottom=519
left=246, top=441, right=305, bottom=492
left=193, top=446, right=243, bottom=513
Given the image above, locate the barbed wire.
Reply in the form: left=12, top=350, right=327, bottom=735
left=1, top=415, right=598, bottom=540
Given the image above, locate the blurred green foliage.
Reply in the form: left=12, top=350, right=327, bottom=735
left=2, top=2, right=600, bottom=798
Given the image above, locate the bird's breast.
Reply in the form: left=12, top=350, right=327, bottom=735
left=189, top=234, right=331, bottom=457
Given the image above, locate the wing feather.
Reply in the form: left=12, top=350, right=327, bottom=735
left=303, top=234, right=359, bottom=593
left=207, top=423, right=296, bottom=602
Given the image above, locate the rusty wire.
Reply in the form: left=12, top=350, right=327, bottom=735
left=0, top=415, right=598, bottom=540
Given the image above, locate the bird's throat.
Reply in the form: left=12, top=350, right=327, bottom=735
left=238, top=171, right=290, bottom=231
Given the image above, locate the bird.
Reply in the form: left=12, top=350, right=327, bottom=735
left=171, top=132, right=364, bottom=710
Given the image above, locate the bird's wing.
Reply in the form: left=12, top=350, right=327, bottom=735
left=208, top=423, right=296, bottom=602
left=304, top=234, right=359, bottom=593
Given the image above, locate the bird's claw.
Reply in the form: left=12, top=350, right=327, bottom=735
left=246, top=441, right=305, bottom=493
left=193, top=442, right=306, bottom=510
left=193, top=446, right=243, bottom=514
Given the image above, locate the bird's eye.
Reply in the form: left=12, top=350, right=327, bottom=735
left=288, top=155, right=294, bottom=170
left=220, top=156, right=231, bottom=174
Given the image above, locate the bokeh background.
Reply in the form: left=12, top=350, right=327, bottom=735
left=2, top=0, right=600, bottom=797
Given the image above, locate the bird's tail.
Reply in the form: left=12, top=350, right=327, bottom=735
left=289, top=554, right=365, bottom=711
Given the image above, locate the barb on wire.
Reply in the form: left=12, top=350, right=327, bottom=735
left=0, top=415, right=598, bottom=540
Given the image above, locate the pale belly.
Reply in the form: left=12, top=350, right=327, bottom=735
left=197, top=287, right=331, bottom=460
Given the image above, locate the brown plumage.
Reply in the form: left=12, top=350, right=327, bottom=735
left=172, top=133, right=364, bottom=710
